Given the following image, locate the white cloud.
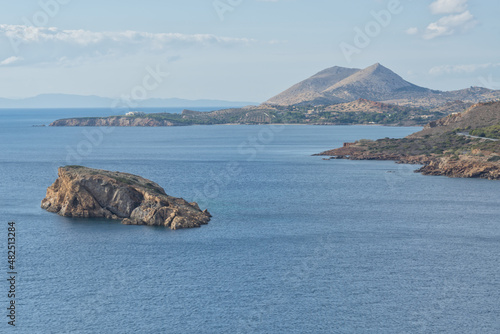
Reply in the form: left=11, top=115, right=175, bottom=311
left=405, top=27, right=419, bottom=35
left=0, top=24, right=254, bottom=47
left=0, top=24, right=256, bottom=66
left=409, top=0, right=477, bottom=40
left=429, top=63, right=500, bottom=75
left=423, top=10, right=476, bottom=39
left=430, top=0, right=468, bottom=15
left=0, top=56, right=22, bottom=66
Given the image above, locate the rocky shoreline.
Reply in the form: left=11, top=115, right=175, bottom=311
left=316, top=144, right=500, bottom=180
left=316, top=101, right=500, bottom=180
left=41, top=166, right=211, bottom=229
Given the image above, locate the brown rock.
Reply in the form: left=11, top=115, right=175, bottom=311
left=316, top=145, right=500, bottom=180
left=416, top=156, right=500, bottom=180
left=41, top=166, right=211, bottom=229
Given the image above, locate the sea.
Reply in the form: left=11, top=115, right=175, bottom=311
left=0, top=108, right=499, bottom=333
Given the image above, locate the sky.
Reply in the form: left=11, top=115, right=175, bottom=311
left=0, top=0, right=499, bottom=102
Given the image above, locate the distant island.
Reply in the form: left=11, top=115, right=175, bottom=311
left=49, top=63, right=500, bottom=127
left=41, top=166, right=211, bottom=229
left=316, top=101, right=500, bottom=180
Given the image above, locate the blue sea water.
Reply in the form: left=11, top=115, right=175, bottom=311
left=0, top=109, right=499, bottom=333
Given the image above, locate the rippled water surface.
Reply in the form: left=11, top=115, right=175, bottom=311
left=0, top=109, right=499, bottom=333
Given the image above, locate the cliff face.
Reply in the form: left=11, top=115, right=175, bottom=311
left=41, top=166, right=211, bottom=229
left=416, top=156, right=500, bottom=179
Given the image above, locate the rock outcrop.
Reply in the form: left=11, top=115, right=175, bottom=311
left=416, top=156, right=500, bottom=179
left=41, top=166, right=211, bottom=229
left=317, top=146, right=500, bottom=180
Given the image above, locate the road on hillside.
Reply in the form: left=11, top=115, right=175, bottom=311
left=457, top=132, right=499, bottom=142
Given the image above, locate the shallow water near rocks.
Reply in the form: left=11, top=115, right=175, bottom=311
left=1, top=109, right=499, bottom=333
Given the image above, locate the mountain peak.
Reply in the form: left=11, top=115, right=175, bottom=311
left=264, top=66, right=360, bottom=105
left=363, top=63, right=393, bottom=74
left=321, top=63, right=418, bottom=98
left=264, top=64, right=500, bottom=107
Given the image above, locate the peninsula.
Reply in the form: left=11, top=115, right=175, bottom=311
left=49, top=64, right=500, bottom=127
left=41, top=166, right=211, bottom=229
left=316, top=101, right=500, bottom=180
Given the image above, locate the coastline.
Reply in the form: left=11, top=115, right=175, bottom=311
left=316, top=143, right=500, bottom=180
left=48, top=116, right=418, bottom=127
left=316, top=102, right=500, bottom=181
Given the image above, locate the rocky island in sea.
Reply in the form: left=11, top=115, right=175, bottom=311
left=41, top=166, right=211, bottom=229
left=316, top=101, right=500, bottom=180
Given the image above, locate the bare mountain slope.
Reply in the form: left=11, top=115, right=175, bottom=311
left=264, top=63, right=500, bottom=107
left=322, top=63, right=430, bottom=102
left=265, top=66, right=360, bottom=106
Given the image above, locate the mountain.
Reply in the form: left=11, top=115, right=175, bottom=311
left=0, top=94, right=257, bottom=109
left=265, top=66, right=360, bottom=106
left=265, top=63, right=500, bottom=107
left=321, top=63, right=430, bottom=102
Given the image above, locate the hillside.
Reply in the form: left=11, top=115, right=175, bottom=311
left=264, top=63, right=500, bottom=107
left=265, top=66, right=360, bottom=105
left=321, top=63, right=430, bottom=103
left=325, top=98, right=415, bottom=113
left=414, top=101, right=500, bottom=137
left=316, top=101, right=500, bottom=180
left=50, top=98, right=451, bottom=127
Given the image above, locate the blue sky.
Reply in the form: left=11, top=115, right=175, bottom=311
left=0, top=0, right=499, bottom=102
